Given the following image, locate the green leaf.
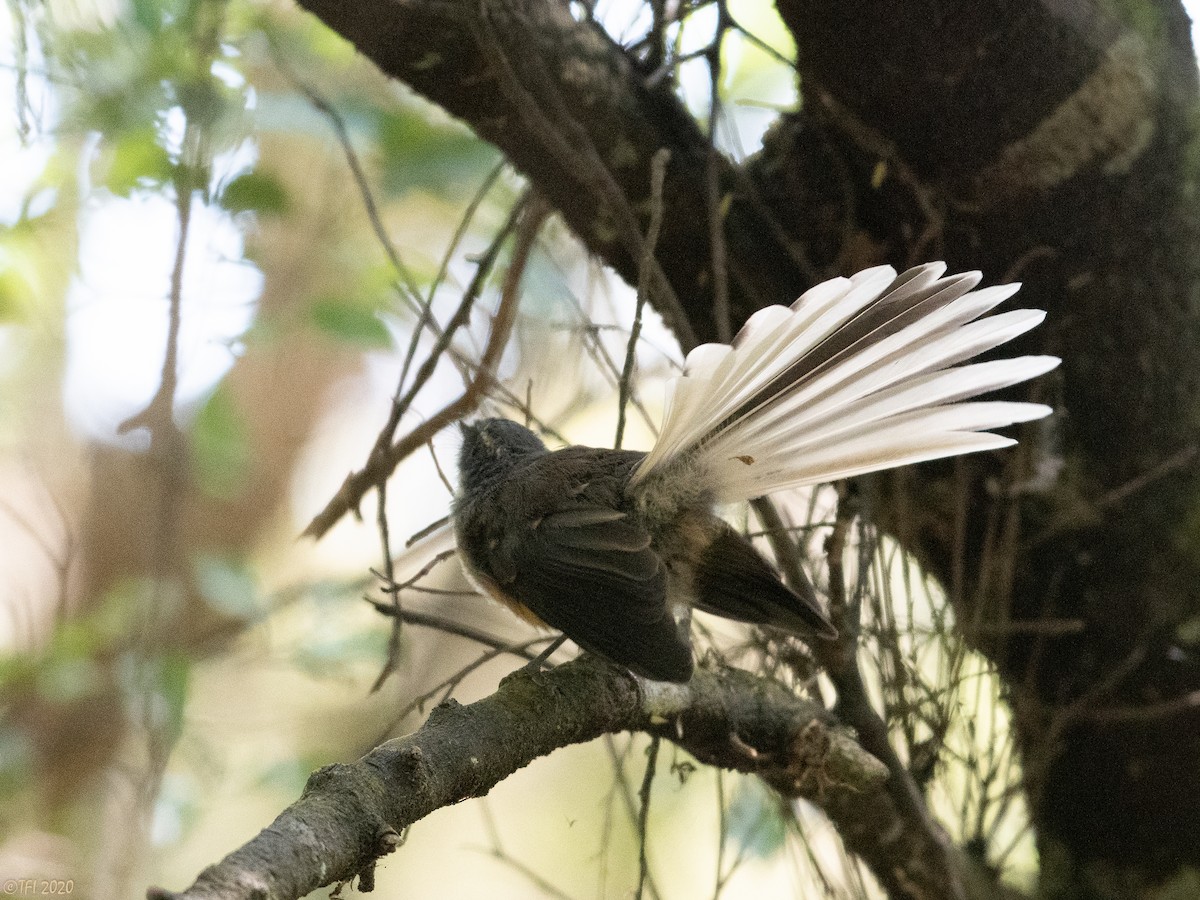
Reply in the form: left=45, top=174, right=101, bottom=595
left=310, top=297, right=393, bottom=348
left=195, top=553, right=263, bottom=619
left=157, top=652, right=191, bottom=739
left=0, top=258, right=30, bottom=323
left=293, top=628, right=390, bottom=676
left=723, top=777, right=788, bottom=859
left=191, top=384, right=250, bottom=499
left=129, top=0, right=162, bottom=32
left=46, top=585, right=135, bottom=661
left=375, top=107, right=499, bottom=198
left=106, top=128, right=175, bottom=196
left=220, top=170, right=289, bottom=216
left=35, top=655, right=101, bottom=703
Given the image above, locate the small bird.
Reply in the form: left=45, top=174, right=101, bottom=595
left=453, top=263, right=1059, bottom=682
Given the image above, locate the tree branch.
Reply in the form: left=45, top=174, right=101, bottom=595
left=301, top=194, right=545, bottom=539
left=148, top=658, right=886, bottom=900
left=290, top=0, right=816, bottom=347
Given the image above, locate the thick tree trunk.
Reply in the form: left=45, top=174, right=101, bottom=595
left=769, top=1, right=1200, bottom=889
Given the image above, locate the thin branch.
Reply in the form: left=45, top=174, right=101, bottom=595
left=302, top=196, right=548, bottom=539
left=1079, top=689, right=1200, bottom=725
left=399, top=161, right=507, bottom=393
left=635, top=735, right=661, bottom=900
left=704, top=2, right=732, bottom=342
left=474, top=0, right=697, bottom=349
left=474, top=802, right=575, bottom=900
left=822, top=487, right=967, bottom=900
left=599, top=736, right=662, bottom=900
left=616, top=148, right=669, bottom=449
left=378, top=548, right=458, bottom=594
left=373, top=194, right=529, bottom=482
left=391, top=636, right=555, bottom=727
left=367, top=195, right=526, bottom=688
left=270, top=48, right=425, bottom=309
left=366, top=602, right=540, bottom=660
left=370, top=476, right=401, bottom=692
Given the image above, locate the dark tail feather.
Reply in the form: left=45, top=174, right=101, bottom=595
left=692, top=526, right=837, bottom=640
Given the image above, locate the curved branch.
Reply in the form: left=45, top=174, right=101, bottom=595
left=290, top=0, right=815, bottom=346
left=302, top=194, right=544, bottom=539
left=148, top=658, right=886, bottom=900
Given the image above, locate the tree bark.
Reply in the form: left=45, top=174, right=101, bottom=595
left=770, top=1, right=1200, bottom=889
left=149, top=659, right=892, bottom=900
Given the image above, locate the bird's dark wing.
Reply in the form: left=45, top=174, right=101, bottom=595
left=493, top=506, right=694, bottom=682
left=692, top=526, right=837, bottom=639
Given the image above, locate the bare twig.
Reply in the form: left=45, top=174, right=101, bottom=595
left=365, top=602, right=540, bottom=661
left=1079, top=689, right=1200, bottom=725
left=376, top=195, right=528, bottom=476
left=399, top=161, right=507, bottom=392
left=823, top=487, right=967, bottom=900
left=616, top=148, right=670, bottom=449
left=635, top=735, right=661, bottom=900
left=367, top=196, right=528, bottom=687
left=704, top=3, right=732, bottom=343
left=474, top=0, right=697, bottom=349
left=474, top=802, right=575, bottom=899
left=370, top=475, right=401, bottom=692
left=391, top=635, right=555, bottom=726
left=270, top=50, right=424, bottom=308
left=302, top=196, right=549, bottom=539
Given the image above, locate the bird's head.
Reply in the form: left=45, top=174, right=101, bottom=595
left=458, top=418, right=548, bottom=485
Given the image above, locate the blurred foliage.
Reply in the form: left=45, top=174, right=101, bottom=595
left=0, top=0, right=1034, bottom=897
left=374, top=106, right=501, bottom=199
left=191, top=384, right=250, bottom=499
left=308, top=295, right=393, bottom=348
left=102, top=126, right=177, bottom=196
left=0, top=244, right=34, bottom=323
left=723, top=776, right=788, bottom=860
left=193, top=553, right=261, bottom=619
left=218, top=169, right=289, bottom=215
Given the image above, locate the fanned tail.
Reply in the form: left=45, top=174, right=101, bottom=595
left=631, top=263, right=1059, bottom=504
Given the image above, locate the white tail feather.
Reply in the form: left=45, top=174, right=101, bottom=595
left=631, top=263, right=1059, bottom=504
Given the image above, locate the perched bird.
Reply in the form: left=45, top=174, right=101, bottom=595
left=453, top=263, right=1058, bottom=682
